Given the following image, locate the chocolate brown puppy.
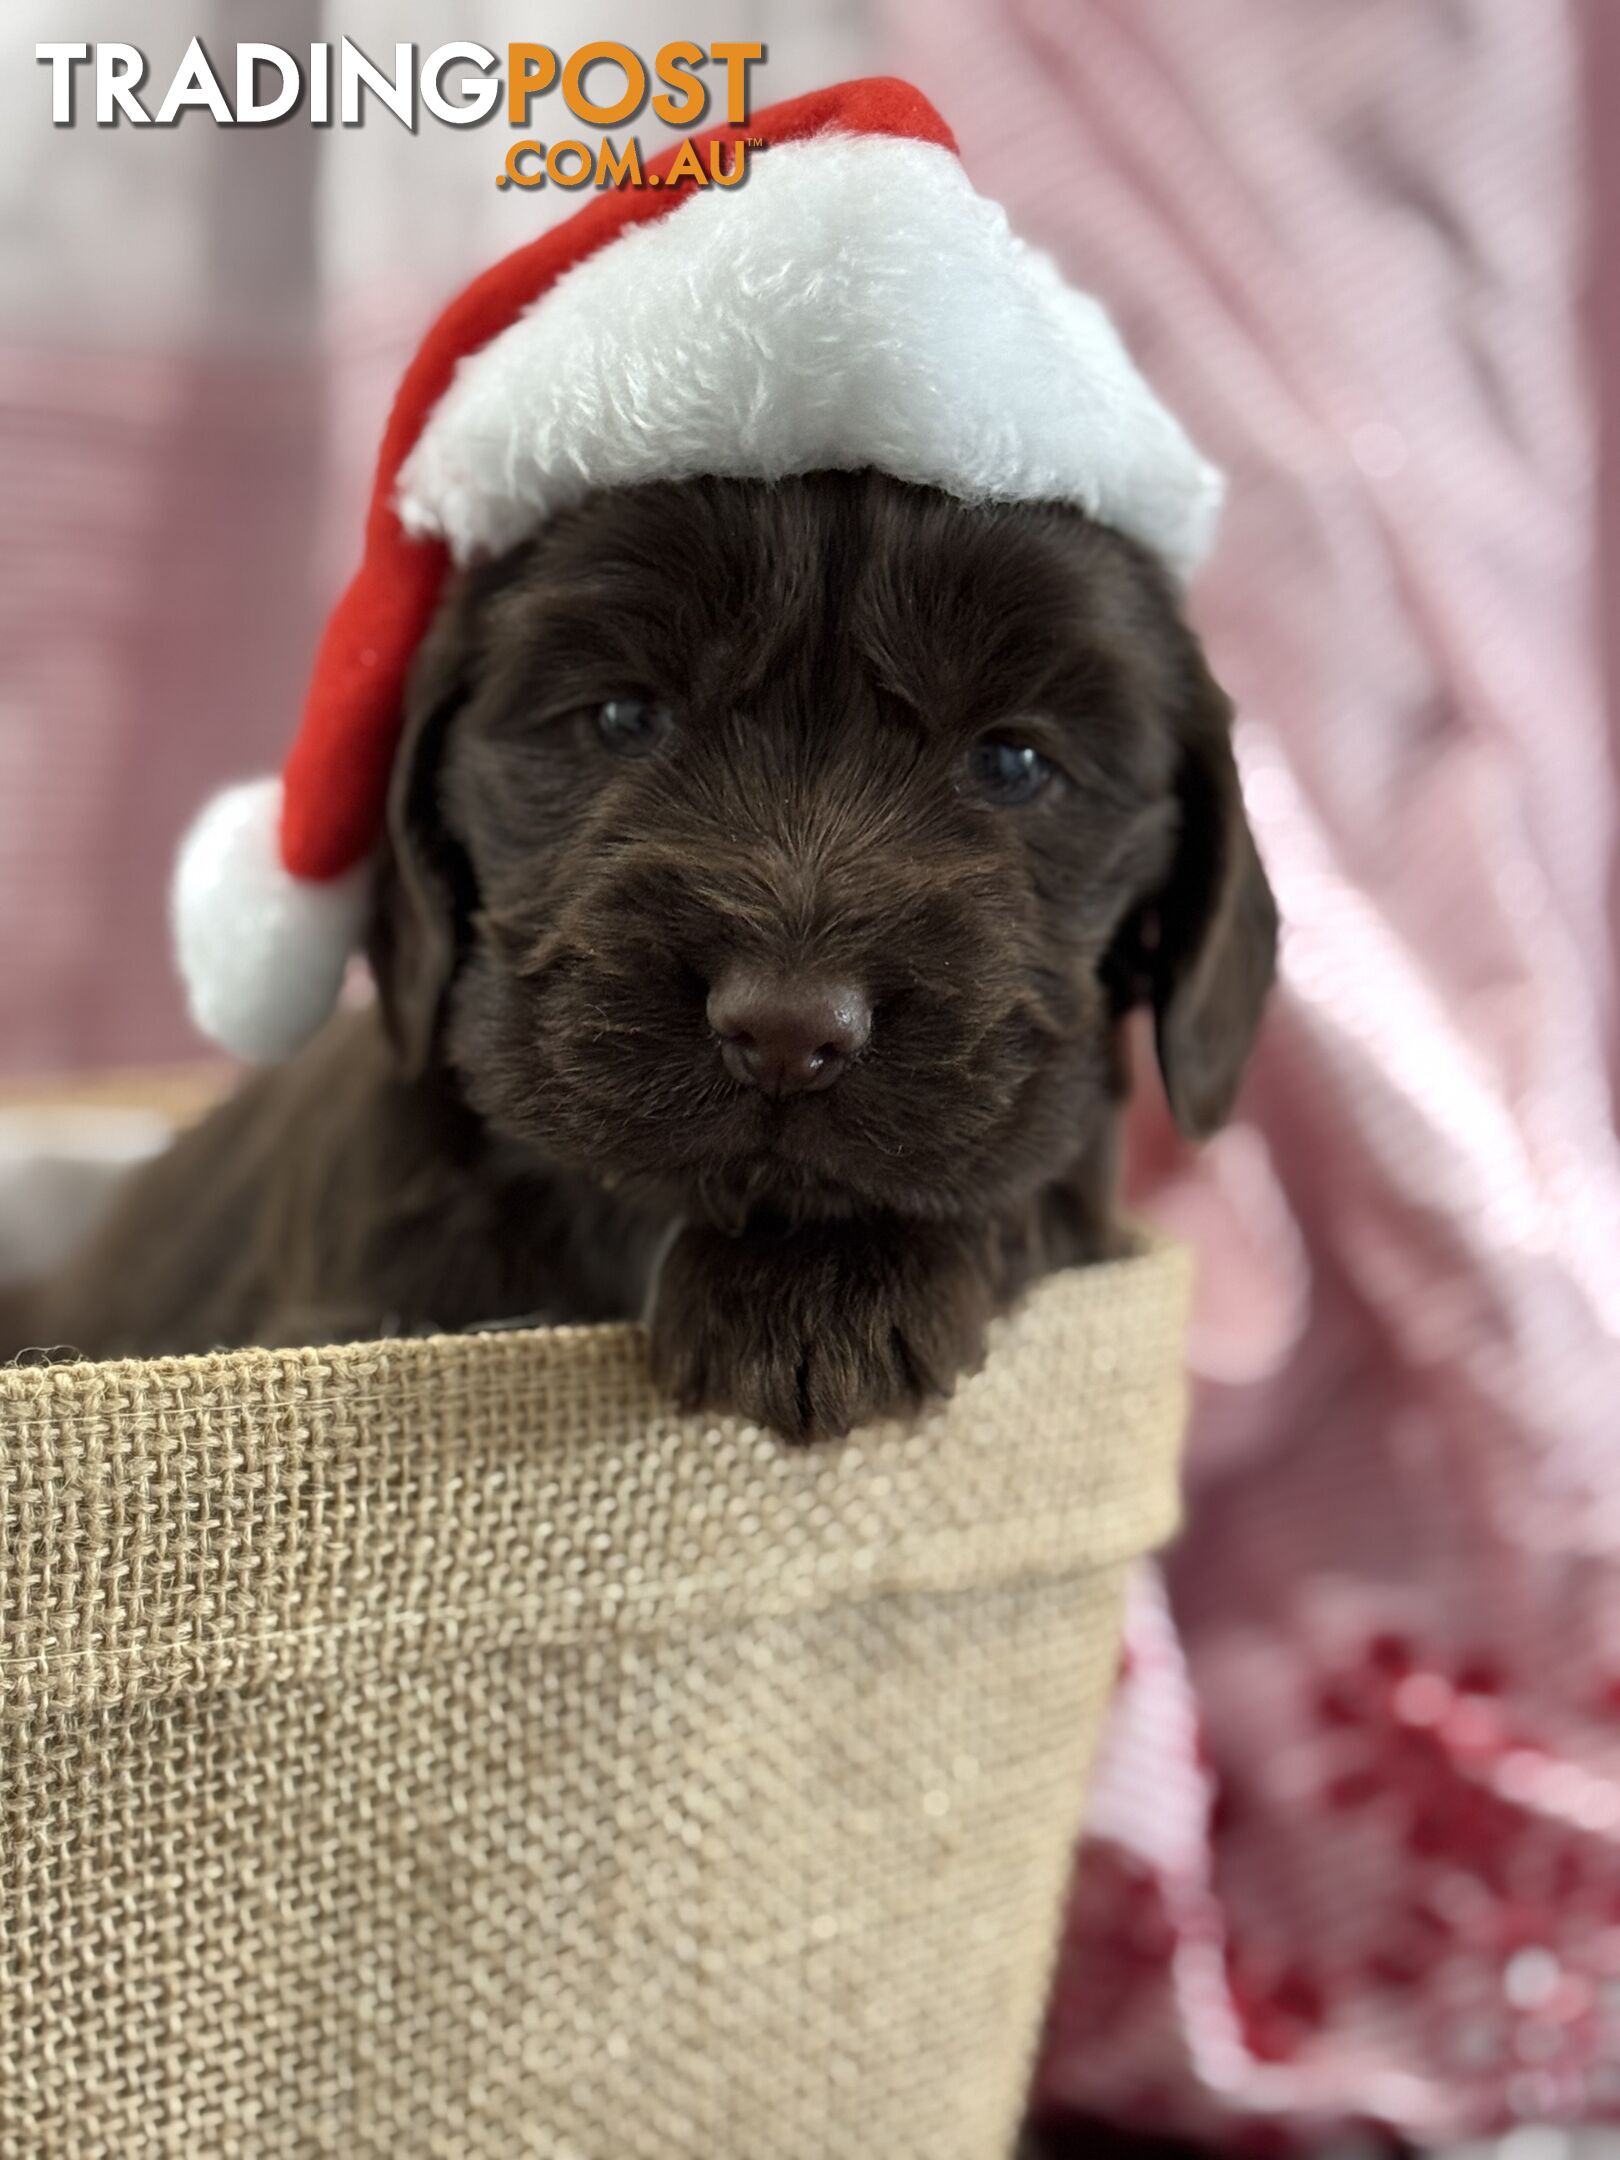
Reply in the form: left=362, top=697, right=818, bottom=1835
left=12, top=470, right=1276, bottom=1437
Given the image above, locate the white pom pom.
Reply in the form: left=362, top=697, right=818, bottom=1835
left=171, top=778, right=370, bottom=1062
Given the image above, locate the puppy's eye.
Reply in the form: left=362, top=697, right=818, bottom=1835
left=594, top=697, right=674, bottom=757
left=965, top=735, right=1054, bottom=806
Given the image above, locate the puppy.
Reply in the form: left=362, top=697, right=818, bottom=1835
left=10, top=470, right=1276, bottom=1438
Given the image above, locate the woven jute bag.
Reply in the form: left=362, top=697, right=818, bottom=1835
left=0, top=1244, right=1189, bottom=2160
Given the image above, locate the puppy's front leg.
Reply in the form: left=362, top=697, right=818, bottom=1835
left=648, top=1215, right=1001, bottom=1443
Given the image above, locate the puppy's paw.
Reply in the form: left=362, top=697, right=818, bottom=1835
left=648, top=1219, right=996, bottom=1443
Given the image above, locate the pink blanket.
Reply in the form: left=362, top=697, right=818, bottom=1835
left=878, top=0, right=1620, bottom=2146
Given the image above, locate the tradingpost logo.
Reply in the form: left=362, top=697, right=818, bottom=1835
left=35, top=39, right=768, bottom=191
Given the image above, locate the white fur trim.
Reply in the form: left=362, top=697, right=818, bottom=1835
left=172, top=778, right=369, bottom=1061
left=397, top=133, right=1224, bottom=581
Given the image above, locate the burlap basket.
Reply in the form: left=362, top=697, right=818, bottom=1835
left=0, top=1218, right=1188, bottom=2160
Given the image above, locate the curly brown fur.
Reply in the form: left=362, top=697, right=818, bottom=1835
left=10, top=471, right=1276, bottom=1438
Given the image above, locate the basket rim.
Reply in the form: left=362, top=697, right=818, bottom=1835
left=1, top=1229, right=1181, bottom=1395
left=1, top=1245, right=1191, bottom=1716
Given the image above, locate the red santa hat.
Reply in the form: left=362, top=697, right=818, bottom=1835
left=174, top=75, right=1223, bottom=1061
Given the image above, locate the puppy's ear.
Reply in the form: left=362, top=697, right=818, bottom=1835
left=1145, top=648, right=1278, bottom=1139
left=366, top=590, right=480, bottom=1077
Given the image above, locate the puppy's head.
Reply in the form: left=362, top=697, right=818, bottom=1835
left=371, top=471, right=1275, bottom=1226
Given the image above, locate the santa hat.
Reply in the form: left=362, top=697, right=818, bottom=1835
left=175, top=75, right=1223, bottom=1062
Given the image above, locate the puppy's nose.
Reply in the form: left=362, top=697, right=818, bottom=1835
left=707, top=970, right=872, bottom=1097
